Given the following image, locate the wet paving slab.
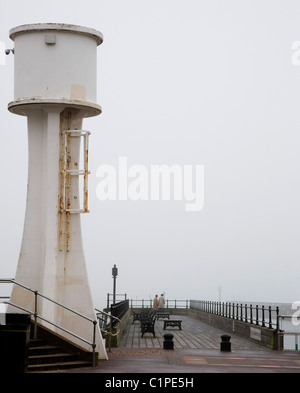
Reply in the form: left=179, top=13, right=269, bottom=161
left=59, top=315, right=300, bottom=373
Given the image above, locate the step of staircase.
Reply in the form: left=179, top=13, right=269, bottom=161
left=28, top=360, right=93, bottom=372
left=26, top=327, right=96, bottom=372
left=27, top=339, right=92, bottom=372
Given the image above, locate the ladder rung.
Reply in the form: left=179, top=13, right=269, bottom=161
left=65, top=130, right=91, bottom=137
left=65, top=209, right=90, bottom=214
left=66, top=170, right=91, bottom=176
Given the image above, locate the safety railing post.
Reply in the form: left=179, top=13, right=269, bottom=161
left=109, top=312, right=112, bottom=353
left=92, top=320, right=97, bottom=367
left=262, top=305, right=265, bottom=327
left=256, top=305, right=259, bottom=325
left=34, top=290, right=38, bottom=339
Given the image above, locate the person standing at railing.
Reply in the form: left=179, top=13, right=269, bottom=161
left=153, top=294, right=159, bottom=310
left=158, top=294, right=165, bottom=309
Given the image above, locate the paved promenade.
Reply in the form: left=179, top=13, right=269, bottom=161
left=61, top=315, right=300, bottom=373
left=119, top=314, right=264, bottom=350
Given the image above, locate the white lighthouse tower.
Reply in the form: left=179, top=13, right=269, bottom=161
left=8, top=23, right=107, bottom=359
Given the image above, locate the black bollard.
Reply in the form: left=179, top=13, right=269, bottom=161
left=163, top=333, right=174, bottom=350
left=220, top=334, right=231, bottom=351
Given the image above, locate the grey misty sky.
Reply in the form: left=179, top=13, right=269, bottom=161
left=0, top=0, right=300, bottom=308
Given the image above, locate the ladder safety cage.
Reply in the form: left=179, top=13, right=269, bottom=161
left=61, top=129, right=91, bottom=214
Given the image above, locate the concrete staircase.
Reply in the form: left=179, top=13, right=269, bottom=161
left=27, top=323, right=97, bottom=372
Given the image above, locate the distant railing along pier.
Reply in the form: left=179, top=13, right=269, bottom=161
left=129, top=299, right=189, bottom=309
left=106, top=295, right=280, bottom=330
left=190, top=300, right=279, bottom=330
left=107, top=294, right=190, bottom=310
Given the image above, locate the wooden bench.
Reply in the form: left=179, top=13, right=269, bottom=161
left=155, top=312, right=170, bottom=320
left=132, top=309, right=149, bottom=323
left=163, top=319, right=182, bottom=330
left=141, top=312, right=156, bottom=337
left=132, top=311, right=141, bottom=323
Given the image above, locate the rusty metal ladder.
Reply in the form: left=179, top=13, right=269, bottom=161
left=61, top=129, right=90, bottom=214
left=59, top=129, right=91, bottom=251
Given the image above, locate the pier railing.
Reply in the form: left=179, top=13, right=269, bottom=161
left=190, top=300, right=279, bottom=330
left=277, top=315, right=300, bottom=351
left=107, top=294, right=190, bottom=309
left=129, top=299, right=190, bottom=309
left=106, top=295, right=280, bottom=330
left=111, top=300, right=129, bottom=325
left=106, top=293, right=127, bottom=309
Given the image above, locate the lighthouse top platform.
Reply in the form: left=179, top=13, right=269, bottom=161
left=8, top=23, right=103, bottom=118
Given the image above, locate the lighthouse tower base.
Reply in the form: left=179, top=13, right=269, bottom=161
left=9, top=107, right=107, bottom=359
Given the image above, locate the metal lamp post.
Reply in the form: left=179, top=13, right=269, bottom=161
left=112, top=264, right=118, bottom=304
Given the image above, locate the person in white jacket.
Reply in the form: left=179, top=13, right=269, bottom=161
left=158, top=294, right=165, bottom=308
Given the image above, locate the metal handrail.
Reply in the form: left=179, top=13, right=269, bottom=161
left=95, top=307, right=126, bottom=353
left=0, top=279, right=98, bottom=366
left=1, top=300, right=33, bottom=315
left=2, top=301, right=94, bottom=346
left=95, top=308, right=121, bottom=337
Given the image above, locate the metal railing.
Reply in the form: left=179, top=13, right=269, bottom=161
left=95, top=307, right=124, bottom=353
left=95, top=308, right=121, bottom=336
left=190, top=300, right=279, bottom=330
left=111, top=300, right=129, bottom=324
left=107, top=293, right=127, bottom=309
left=129, top=299, right=190, bottom=309
left=277, top=315, right=300, bottom=350
left=0, top=279, right=99, bottom=366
